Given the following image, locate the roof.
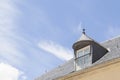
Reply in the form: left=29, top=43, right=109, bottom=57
left=77, top=32, right=93, bottom=41
left=35, top=36, right=120, bottom=80
left=73, top=32, right=103, bottom=50
left=94, top=36, right=120, bottom=65
left=56, top=57, right=120, bottom=80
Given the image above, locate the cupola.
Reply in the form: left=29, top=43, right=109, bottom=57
left=73, top=29, right=108, bottom=71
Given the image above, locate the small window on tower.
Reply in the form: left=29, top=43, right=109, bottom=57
left=76, top=45, right=90, bottom=58
left=75, top=45, right=91, bottom=70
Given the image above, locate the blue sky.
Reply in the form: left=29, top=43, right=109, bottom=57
left=0, top=0, right=120, bottom=80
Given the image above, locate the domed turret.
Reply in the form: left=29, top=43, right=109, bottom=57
left=73, top=29, right=108, bottom=71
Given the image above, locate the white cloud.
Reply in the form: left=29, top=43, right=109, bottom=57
left=38, top=40, right=73, bottom=61
left=106, top=26, right=120, bottom=39
left=0, top=63, right=26, bottom=80
left=0, top=1, right=28, bottom=79
left=0, top=0, right=26, bottom=65
left=77, top=22, right=83, bottom=32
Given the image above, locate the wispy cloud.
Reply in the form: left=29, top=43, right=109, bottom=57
left=0, top=0, right=26, bottom=65
left=106, top=26, right=120, bottom=39
left=38, top=40, right=73, bottom=61
left=73, top=22, right=84, bottom=35
left=0, top=62, right=27, bottom=80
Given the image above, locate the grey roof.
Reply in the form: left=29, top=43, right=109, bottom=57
left=73, top=33, right=95, bottom=50
left=35, top=59, right=75, bottom=80
left=95, top=36, right=120, bottom=65
left=35, top=36, right=120, bottom=80
left=77, top=33, right=93, bottom=42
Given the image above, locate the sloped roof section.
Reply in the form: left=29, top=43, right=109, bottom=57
left=77, top=33, right=94, bottom=41
left=36, top=36, right=120, bottom=80
left=73, top=31, right=95, bottom=50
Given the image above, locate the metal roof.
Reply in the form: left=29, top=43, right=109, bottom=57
left=77, top=33, right=93, bottom=41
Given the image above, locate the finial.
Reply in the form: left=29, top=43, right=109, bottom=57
left=82, top=28, right=85, bottom=34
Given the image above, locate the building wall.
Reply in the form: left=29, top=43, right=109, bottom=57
left=57, top=58, right=120, bottom=80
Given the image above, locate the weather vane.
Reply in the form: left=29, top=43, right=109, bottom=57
left=82, top=28, right=85, bottom=34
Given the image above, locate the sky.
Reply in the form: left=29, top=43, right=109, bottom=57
left=0, top=0, right=120, bottom=80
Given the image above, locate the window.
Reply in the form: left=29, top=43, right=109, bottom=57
left=75, top=45, right=91, bottom=70
left=76, top=45, right=90, bottom=58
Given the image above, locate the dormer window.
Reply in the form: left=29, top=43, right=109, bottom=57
left=73, top=30, right=108, bottom=71
left=75, top=45, right=91, bottom=70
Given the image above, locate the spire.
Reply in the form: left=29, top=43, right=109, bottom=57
left=78, top=29, right=93, bottom=41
